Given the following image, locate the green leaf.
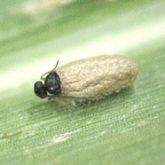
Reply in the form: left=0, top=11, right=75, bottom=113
left=0, top=0, right=165, bottom=164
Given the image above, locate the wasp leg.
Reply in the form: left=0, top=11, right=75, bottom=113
left=47, top=95, right=102, bottom=106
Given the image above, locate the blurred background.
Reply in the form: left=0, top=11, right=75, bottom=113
left=0, top=0, right=165, bottom=164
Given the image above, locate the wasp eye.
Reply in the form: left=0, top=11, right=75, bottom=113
left=34, top=81, right=47, bottom=98
left=45, top=72, right=61, bottom=95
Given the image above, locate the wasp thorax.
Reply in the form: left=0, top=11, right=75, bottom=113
left=45, top=72, right=61, bottom=95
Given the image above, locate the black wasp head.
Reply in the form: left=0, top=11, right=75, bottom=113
left=45, top=71, right=61, bottom=95
left=34, top=81, right=47, bottom=98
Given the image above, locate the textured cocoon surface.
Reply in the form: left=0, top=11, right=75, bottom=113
left=56, top=55, right=138, bottom=100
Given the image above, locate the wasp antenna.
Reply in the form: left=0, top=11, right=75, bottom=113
left=40, top=60, right=59, bottom=80
left=53, top=60, right=59, bottom=70
left=40, top=71, right=50, bottom=80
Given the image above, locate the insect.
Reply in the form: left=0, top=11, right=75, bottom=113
left=34, top=55, right=138, bottom=103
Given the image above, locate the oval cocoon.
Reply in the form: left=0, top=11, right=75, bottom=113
left=56, top=55, right=138, bottom=100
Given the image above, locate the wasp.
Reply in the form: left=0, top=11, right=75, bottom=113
left=34, top=55, right=138, bottom=102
